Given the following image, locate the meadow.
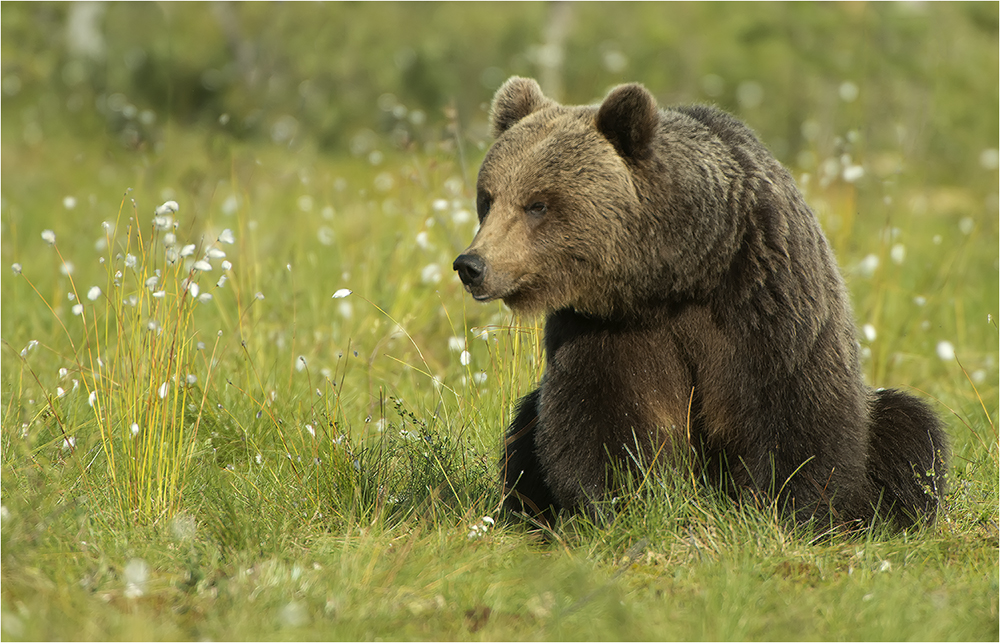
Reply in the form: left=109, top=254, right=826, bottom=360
left=1, top=3, right=997, bottom=640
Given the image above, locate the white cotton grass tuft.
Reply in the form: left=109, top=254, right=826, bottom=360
left=842, top=164, right=865, bottom=183
left=87, top=286, right=102, bottom=301
left=20, top=340, right=39, bottom=357
left=167, top=513, right=197, bottom=544
left=155, top=200, right=179, bottom=216
left=936, top=341, right=955, bottom=361
left=123, top=558, right=150, bottom=599
left=890, top=243, right=906, bottom=265
left=421, top=263, right=442, bottom=284
left=857, top=253, right=879, bottom=277
left=862, top=324, right=877, bottom=342
left=193, top=259, right=212, bottom=272
left=467, top=516, right=496, bottom=539
left=153, top=215, right=174, bottom=231
left=279, top=601, right=310, bottom=628
left=839, top=81, right=860, bottom=103
left=979, top=148, right=999, bottom=170
left=41, top=230, right=56, bottom=245
left=317, top=226, right=335, bottom=246
left=332, top=288, right=352, bottom=299
left=218, top=228, right=235, bottom=244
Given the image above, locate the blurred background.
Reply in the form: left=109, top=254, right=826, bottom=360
left=2, top=1, right=997, bottom=181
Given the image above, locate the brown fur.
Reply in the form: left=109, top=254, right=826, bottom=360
left=454, top=77, right=949, bottom=529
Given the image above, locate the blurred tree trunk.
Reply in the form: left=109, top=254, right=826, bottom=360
left=65, top=2, right=107, bottom=61
left=538, top=1, right=573, bottom=101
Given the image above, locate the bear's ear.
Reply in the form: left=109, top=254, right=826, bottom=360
left=596, top=83, right=658, bottom=160
left=490, top=77, right=550, bottom=138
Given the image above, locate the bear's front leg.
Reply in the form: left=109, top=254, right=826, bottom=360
left=501, top=389, right=561, bottom=524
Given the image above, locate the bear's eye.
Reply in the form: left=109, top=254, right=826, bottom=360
left=526, top=202, right=547, bottom=217
left=476, top=192, right=492, bottom=221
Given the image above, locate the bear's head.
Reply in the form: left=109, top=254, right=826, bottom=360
left=453, top=77, right=695, bottom=318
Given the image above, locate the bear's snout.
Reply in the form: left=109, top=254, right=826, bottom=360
left=453, top=253, right=487, bottom=291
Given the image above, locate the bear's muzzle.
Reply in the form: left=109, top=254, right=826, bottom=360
left=453, top=253, right=487, bottom=294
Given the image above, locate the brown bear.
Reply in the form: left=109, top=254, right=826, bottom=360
left=453, top=77, right=948, bottom=529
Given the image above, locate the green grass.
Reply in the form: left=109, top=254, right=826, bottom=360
left=2, top=3, right=998, bottom=641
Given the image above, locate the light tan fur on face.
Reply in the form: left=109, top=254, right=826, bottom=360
left=459, top=107, right=641, bottom=316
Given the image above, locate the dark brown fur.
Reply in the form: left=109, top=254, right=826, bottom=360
left=453, top=77, right=948, bottom=529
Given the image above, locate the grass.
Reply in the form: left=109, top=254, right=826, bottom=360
left=2, top=3, right=998, bottom=641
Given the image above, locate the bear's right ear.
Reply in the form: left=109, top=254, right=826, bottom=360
left=490, top=77, right=550, bottom=138
left=596, top=83, right=658, bottom=160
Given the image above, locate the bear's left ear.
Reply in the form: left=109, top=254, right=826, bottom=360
left=490, top=77, right=551, bottom=138
left=596, top=83, right=658, bottom=160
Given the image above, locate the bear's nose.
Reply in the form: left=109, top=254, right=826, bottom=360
left=453, top=253, right=486, bottom=288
